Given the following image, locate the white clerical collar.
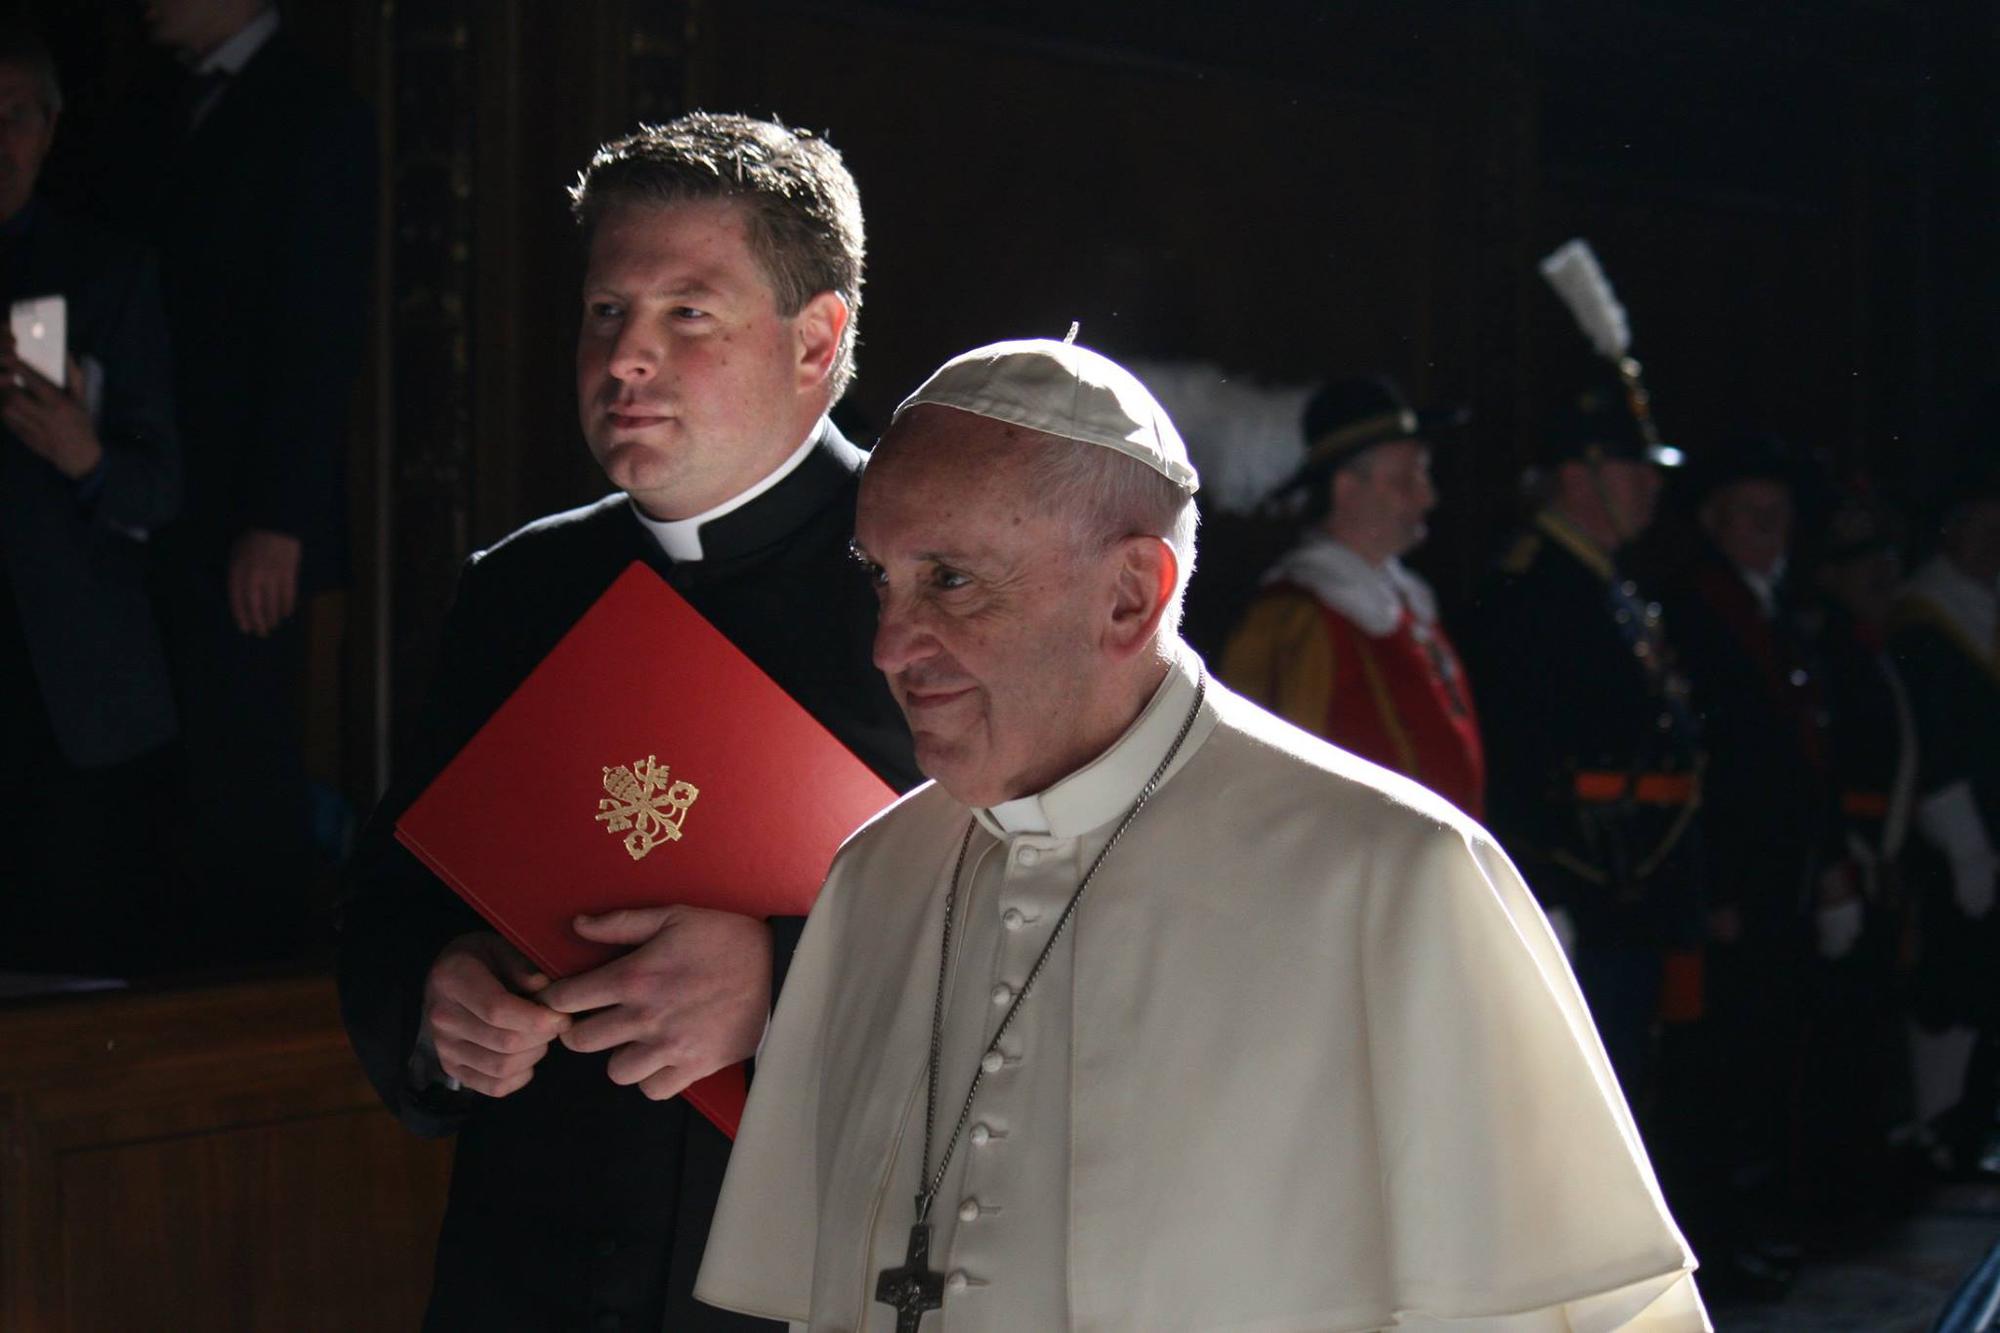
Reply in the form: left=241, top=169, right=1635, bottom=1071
left=630, top=421, right=824, bottom=563
left=975, top=648, right=1211, bottom=841
left=1735, top=558, right=1785, bottom=619
left=1906, top=554, right=1999, bottom=665
left=1259, top=531, right=1435, bottom=637
left=196, top=7, right=279, bottom=76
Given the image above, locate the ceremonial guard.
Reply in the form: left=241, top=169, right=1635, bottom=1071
left=1891, top=469, right=2000, bottom=1178
left=1221, top=374, right=1483, bottom=817
left=1661, top=435, right=1832, bottom=1251
left=1464, top=391, right=1700, bottom=1083
left=1809, top=490, right=1922, bottom=1202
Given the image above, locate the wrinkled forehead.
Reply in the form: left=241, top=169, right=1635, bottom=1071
left=859, top=407, right=1070, bottom=545
left=867, top=404, right=1063, bottom=488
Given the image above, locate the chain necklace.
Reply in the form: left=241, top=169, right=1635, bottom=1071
left=875, top=666, right=1207, bottom=1331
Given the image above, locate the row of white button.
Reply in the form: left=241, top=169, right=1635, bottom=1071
left=949, top=845, right=1044, bottom=1308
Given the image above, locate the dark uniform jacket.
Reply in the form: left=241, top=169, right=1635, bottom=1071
left=0, top=198, right=179, bottom=767
left=1663, top=546, right=1831, bottom=945
left=337, top=425, right=918, bottom=1332
left=1465, top=510, right=1703, bottom=950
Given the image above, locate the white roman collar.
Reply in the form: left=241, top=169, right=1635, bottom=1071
left=196, top=7, right=279, bottom=76
left=975, top=648, right=1213, bottom=841
left=1906, top=554, right=1999, bottom=665
left=629, top=421, right=824, bottom=563
left=1735, top=559, right=1785, bottom=619
left=1259, top=531, right=1436, bottom=638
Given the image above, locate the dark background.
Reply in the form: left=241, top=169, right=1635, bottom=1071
left=26, top=0, right=1999, bottom=818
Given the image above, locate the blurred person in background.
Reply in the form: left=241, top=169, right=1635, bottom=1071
left=1891, top=467, right=2000, bottom=1180
left=0, top=20, right=180, bottom=975
left=1465, top=386, right=1700, bottom=1098
left=86, top=0, right=375, bottom=964
left=1660, top=434, right=1831, bottom=1258
left=1222, top=373, right=1483, bottom=818
left=1807, top=485, right=1926, bottom=1208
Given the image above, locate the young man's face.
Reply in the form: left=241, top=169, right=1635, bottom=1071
left=0, top=66, right=54, bottom=224
left=575, top=198, right=842, bottom=520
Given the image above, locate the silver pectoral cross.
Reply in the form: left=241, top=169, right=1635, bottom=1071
left=874, top=1221, right=946, bottom=1332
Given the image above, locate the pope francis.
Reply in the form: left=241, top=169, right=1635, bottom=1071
left=694, top=338, right=1709, bottom=1332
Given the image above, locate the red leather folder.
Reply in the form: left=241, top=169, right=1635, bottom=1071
left=396, top=560, right=898, bottom=1137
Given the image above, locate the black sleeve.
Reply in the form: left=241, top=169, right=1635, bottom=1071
left=1464, top=574, right=1578, bottom=906
left=85, top=245, right=181, bottom=534
left=1893, top=624, right=1977, bottom=795
left=767, top=913, right=809, bottom=1005
left=335, top=554, right=501, bottom=1136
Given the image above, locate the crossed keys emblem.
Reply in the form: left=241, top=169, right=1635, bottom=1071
left=595, top=755, right=699, bottom=861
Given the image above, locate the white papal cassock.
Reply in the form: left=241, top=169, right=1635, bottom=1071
left=696, top=650, right=1710, bottom=1332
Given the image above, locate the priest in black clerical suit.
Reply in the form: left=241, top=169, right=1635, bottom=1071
left=339, top=424, right=917, bottom=1331
left=338, top=117, right=916, bottom=1332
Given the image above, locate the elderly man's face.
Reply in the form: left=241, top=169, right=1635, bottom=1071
left=856, top=406, right=1121, bottom=807
left=0, top=65, right=54, bottom=224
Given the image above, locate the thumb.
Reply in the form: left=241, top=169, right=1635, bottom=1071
left=482, top=937, right=551, bottom=994
left=572, top=906, right=674, bottom=946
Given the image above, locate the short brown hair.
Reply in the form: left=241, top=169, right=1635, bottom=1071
left=570, top=113, right=865, bottom=400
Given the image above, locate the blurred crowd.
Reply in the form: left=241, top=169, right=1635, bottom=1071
left=0, top=3, right=373, bottom=978
left=1214, top=368, right=1999, bottom=1302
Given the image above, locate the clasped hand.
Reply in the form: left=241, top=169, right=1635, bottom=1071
left=421, top=906, right=772, bottom=1102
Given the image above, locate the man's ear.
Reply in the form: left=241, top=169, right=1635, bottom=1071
left=793, top=292, right=849, bottom=390
left=1103, top=535, right=1177, bottom=659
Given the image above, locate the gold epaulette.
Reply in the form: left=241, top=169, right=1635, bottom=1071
left=1891, top=595, right=2000, bottom=686
left=1500, top=531, right=1542, bottom=576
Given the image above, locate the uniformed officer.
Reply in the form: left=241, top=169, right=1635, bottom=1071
left=1892, top=467, right=2000, bottom=1179
left=1463, top=388, right=1701, bottom=1096
left=1810, top=489, right=1924, bottom=1206
left=1662, top=435, right=1832, bottom=1258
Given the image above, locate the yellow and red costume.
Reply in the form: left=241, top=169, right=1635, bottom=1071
left=1222, top=532, right=1485, bottom=818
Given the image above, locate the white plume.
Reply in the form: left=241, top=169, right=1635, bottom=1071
left=1127, top=359, right=1314, bottom=515
left=1539, top=239, right=1631, bottom=361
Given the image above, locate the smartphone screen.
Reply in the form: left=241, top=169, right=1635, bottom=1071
left=9, top=295, right=66, bottom=389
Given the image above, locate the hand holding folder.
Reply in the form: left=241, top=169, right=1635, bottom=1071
left=537, top=903, right=775, bottom=1105
left=397, top=562, right=898, bottom=1135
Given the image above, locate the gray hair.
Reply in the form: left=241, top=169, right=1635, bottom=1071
left=1023, top=439, right=1200, bottom=637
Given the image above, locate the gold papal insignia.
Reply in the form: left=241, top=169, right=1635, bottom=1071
left=595, top=755, right=699, bottom=861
